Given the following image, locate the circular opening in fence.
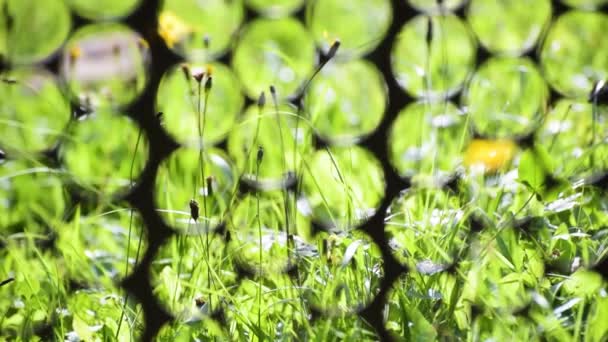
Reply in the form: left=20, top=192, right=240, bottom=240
left=460, top=160, right=546, bottom=223
left=158, top=0, right=244, bottom=60
left=56, top=208, right=147, bottom=287
left=232, top=18, right=315, bottom=100
left=156, top=62, right=243, bottom=147
left=303, top=230, right=383, bottom=314
left=461, top=227, right=544, bottom=313
left=228, top=191, right=312, bottom=275
left=467, top=0, right=552, bottom=56
left=385, top=272, right=459, bottom=341
left=151, top=232, right=236, bottom=322
left=301, top=145, right=385, bottom=231
left=536, top=99, right=608, bottom=178
left=65, top=288, right=144, bottom=340
left=388, top=100, right=470, bottom=182
left=561, top=0, right=608, bottom=9
left=385, top=187, right=469, bottom=269
left=306, top=0, right=392, bottom=60
left=0, top=67, right=70, bottom=154
left=391, top=14, right=476, bottom=99
left=0, top=0, right=71, bottom=65
left=246, top=0, right=304, bottom=17
left=67, top=0, right=141, bottom=20
left=305, top=59, right=387, bottom=145
left=226, top=274, right=309, bottom=338
left=61, top=113, right=148, bottom=195
left=463, top=57, right=548, bottom=138
left=408, top=0, right=466, bottom=13
left=155, top=147, right=238, bottom=234
left=540, top=10, right=608, bottom=98
left=541, top=185, right=608, bottom=269
left=227, top=102, right=312, bottom=190
left=0, top=160, right=67, bottom=235
left=61, top=23, right=150, bottom=111
left=0, top=240, right=59, bottom=337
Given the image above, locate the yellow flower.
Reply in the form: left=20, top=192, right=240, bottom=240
left=69, top=46, right=82, bottom=63
left=464, top=139, right=517, bottom=173
left=158, top=11, right=192, bottom=48
left=205, top=64, right=213, bottom=77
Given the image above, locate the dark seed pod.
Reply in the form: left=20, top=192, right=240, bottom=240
left=180, top=64, right=191, bottom=82
left=206, top=176, right=214, bottom=196
left=269, top=85, right=278, bottom=106
left=189, top=199, right=200, bottom=222
left=426, top=16, right=433, bottom=46
left=326, top=40, right=341, bottom=60
left=256, top=146, right=264, bottom=165
left=192, top=71, right=205, bottom=84
left=3, top=2, right=13, bottom=33
left=257, top=91, right=266, bottom=109
left=195, top=297, right=206, bottom=307
left=205, top=76, right=212, bottom=92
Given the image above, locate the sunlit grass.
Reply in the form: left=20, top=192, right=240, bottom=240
left=1, top=2, right=608, bottom=341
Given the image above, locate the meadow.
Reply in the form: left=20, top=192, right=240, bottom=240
left=1, top=0, right=608, bottom=341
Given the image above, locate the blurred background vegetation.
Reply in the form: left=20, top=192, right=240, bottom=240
left=1, top=0, right=608, bottom=341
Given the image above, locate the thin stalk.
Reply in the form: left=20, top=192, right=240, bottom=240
left=116, top=124, right=143, bottom=340
left=591, top=95, right=598, bottom=168
left=195, top=76, right=214, bottom=309
left=549, top=104, right=572, bottom=152
left=290, top=41, right=341, bottom=317
left=270, top=88, right=292, bottom=265
left=256, top=148, right=263, bottom=332
left=219, top=93, right=266, bottom=238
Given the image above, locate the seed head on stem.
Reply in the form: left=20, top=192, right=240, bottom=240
left=189, top=199, right=200, bottom=222
left=192, top=71, right=205, bottom=84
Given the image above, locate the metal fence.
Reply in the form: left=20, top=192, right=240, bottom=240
left=1, top=0, right=608, bottom=341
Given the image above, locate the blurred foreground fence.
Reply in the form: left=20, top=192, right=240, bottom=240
left=1, top=0, right=608, bottom=340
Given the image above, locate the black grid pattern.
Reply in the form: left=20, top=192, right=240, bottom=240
left=2, top=0, right=608, bottom=341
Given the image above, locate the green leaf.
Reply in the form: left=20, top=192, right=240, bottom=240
left=340, top=240, right=362, bottom=267
left=563, top=270, right=603, bottom=297
left=586, top=296, right=608, bottom=342
left=73, top=315, right=95, bottom=342
left=404, top=305, right=437, bottom=342
left=16, top=273, right=40, bottom=299
left=518, top=149, right=546, bottom=192
left=533, top=144, right=555, bottom=176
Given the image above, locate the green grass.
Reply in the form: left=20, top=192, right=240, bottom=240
left=1, top=2, right=608, bottom=342
left=2, top=92, right=607, bottom=340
